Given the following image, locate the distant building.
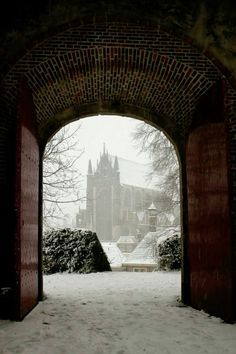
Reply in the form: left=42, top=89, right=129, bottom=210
left=122, top=227, right=181, bottom=272
left=101, top=242, right=126, bottom=271
left=76, top=145, right=173, bottom=241
left=122, top=232, right=158, bottom=272
left=116, top=235, right=139, bottom=257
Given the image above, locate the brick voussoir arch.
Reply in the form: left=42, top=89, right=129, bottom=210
left=38, top=102, right=178, bottom=149
left=1, top=18, right=225, bottom=138
left=0, top=15, right=229, bottom=82
left=24, top=46, right=215, bottom=140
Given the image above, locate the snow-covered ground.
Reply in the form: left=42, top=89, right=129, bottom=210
left=0, top=271, right=236, bottom=354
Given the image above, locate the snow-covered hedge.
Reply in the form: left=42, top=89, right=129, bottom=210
left=158, top=233, right=181, bottom=270
left=43, top=228, right=111, bottom=274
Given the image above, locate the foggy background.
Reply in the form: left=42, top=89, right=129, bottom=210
left=44, top=115, right=154, bottom=227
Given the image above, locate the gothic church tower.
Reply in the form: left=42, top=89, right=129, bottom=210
left=85, top=145, right=120, bottom=240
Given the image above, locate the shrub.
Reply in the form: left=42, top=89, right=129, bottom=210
left=158, top=233, right=181, bottom=270
left=43, top=228, right=111, bottom=274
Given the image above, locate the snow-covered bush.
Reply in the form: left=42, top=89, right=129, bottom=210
left=43, top=228, right=111, bottom=274
left=158, top=233, right=181, bottom=270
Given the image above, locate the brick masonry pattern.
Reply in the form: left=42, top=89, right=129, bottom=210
left=1, top=20, right=223, bottom=138
left=0, top=19, right=235, bottom=248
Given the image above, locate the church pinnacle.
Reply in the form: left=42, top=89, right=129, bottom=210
left=87, top=159, right=93, bottom=175
left=114, top=155, right=119, bottom=171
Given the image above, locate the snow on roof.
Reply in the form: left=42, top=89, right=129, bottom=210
left=147, top=202, right=157, bottom=210
left=154, top=226, right=181, bottom=246
left=110, top=155, right=162, bottom=189
left=101, top=241, right=126, bottom=267
left=123, top=232, right=158, bottom=265
left=117, top=235, right=138, bottom=244
left=123, top=227, right=181, bottom=265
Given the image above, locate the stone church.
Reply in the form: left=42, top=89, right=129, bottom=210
left=77, top=145, right=173, bottom=241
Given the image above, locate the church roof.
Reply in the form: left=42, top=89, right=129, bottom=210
left=88, top=146, right=163, bottom=189
left=110, top=155, right=161, bottom=189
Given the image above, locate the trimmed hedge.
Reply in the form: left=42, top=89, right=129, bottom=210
left=43, top=228, right=111, bottom=274
left=158, top=233, right=181, bottom=270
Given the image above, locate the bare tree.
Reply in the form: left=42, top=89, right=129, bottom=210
left=43, top=124, right=85, bottom=229
left=132, top=123, right=181, bottom=263
left=132, top=122, right=180, bottom=209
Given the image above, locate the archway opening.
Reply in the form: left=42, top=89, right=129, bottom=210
left=42, top=114, right=182, bottom=278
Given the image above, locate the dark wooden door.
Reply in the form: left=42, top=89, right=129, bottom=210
left=14, top=79, right=39, bottom=320
left=186, top=122, right=233, bottom=321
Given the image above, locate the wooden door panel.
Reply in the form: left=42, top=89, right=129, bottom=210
left=186, top=123, right=232, bottom=321
left=15, top=80, right=39, bottom=320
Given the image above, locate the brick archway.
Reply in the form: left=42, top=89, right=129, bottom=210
left=0, top=16, right=235, bottom=322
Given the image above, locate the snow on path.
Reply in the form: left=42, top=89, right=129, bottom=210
left=0, top=271, right=236, bottom=354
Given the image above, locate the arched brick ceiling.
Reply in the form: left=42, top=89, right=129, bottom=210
left=1, top=20, right=222, bottom=142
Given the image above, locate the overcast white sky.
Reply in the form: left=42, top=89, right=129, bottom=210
left=70, top=114, right=150, bottom=172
